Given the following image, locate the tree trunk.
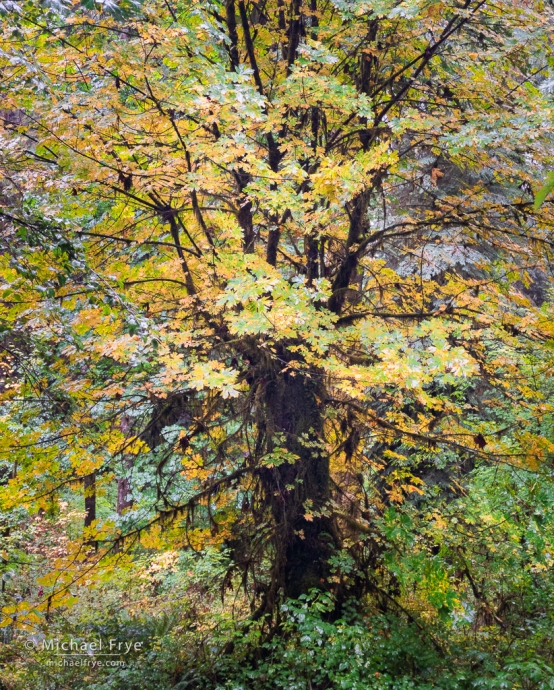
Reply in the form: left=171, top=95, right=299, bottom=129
left=260, top=356, right=335, bottom=600
left=83, top=471, right=97, bottom=550
left=117, top=476, right=132, bottom=515
left=117, top=457, right=133, bottom=515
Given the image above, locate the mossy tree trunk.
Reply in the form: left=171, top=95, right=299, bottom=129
left=258, top=353, right=336, bottom=602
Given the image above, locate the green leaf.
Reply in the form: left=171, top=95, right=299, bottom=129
left=534, top=171, right=554, bottom=209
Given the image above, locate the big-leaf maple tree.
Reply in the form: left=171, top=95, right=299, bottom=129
left=1, top=0, right=554, bottom=650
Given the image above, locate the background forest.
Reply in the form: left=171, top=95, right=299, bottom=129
left=1, top=0, right=554, bottom=688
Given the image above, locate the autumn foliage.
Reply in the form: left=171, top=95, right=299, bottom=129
left=1, top=0, right=554, bottom=687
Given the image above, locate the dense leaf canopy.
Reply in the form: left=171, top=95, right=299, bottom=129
left=2, top=0, right=554, bottom=688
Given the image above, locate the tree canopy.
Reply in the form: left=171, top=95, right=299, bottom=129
left=2, top=0, right=554, bottom=688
